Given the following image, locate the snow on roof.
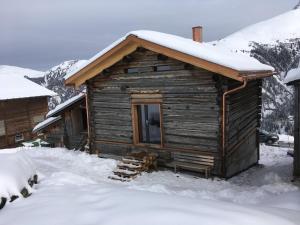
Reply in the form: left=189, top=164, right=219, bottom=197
left=65, top=30, right=273, bottom=80
left=0, top=65, right=44, bottom=78
left=212, top=9, right=300, bottom=51
left=0, top=74, right=57, bottom=101
left=46, top=93, right=85, bottom=118
left=284, top=67, right=300, bottom=84
left=33, top=116, right=62, bottom=133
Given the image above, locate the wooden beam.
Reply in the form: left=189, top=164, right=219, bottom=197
left=66, top=39, right=138, bottom=87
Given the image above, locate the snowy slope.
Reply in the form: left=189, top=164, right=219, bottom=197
left=0, top=145, right=299, bottom=225
left=0, top=65, right=44, bottom=78
left=213, top=8, right=300, bottom=51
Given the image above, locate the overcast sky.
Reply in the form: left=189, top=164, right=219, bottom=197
left=0, top=0, right=298, bottom=71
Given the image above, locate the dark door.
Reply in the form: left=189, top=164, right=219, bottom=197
left=137, top=104, right=161, bottom=144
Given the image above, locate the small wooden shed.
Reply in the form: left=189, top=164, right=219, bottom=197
left=33, top=93, right=87, bottom=149
left=65, top=29, right=274, bottom=178
left=285, top=67, right=300, bottom=178
left=0, top=74, right=56, bottom=149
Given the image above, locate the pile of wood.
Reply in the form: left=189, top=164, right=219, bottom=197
left=109, top=152, right=157, bottom=182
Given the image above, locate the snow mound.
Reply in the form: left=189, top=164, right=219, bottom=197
left=212, top=8, right=300, bottom=51
left=0, top=151, right=36, bottom=198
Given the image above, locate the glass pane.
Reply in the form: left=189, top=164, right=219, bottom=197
left=147, top=104, right=161, bottom=144
left=137, top=104, right=161, bottom=144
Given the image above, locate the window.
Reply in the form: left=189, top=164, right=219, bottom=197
left=137, top=104, right=161, bottom=144
left=15, top=133, right=24, bottom=143
left=154, top=65, right=171, bottom=72
left=33, top=115, right=44, bottom=125
left=131, top=94, right=163, bottom=146
left=0, top=120, right=5, bottom=136
left=125, top=68, right=139, bottom=74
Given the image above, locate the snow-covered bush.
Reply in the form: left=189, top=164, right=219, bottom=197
left=0, top=151, right=37, bottom=209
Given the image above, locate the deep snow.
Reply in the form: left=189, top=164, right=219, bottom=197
left=0, top=145, right=299, bottom=225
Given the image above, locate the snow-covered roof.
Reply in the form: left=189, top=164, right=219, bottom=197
left=0, top=65, right=44, bottom=78
left=284, top=67, right=300, bottom=84
left=46, top=93, right=85, bottom=118
left=65, top=30, right=273, bottom=82
left=33, top=116, right=62, bottom=133
left=0, top=74, right=56, bottom=100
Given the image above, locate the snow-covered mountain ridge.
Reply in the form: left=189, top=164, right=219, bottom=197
left=212, top=8, right=300, bottom=52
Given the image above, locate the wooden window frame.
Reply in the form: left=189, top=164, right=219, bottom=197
left=131, top=94, right=164, bottom=148
left=15, top=133, right=24, bottom=143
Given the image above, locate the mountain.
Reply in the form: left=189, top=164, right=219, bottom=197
left=42, top=60, right=86, bottom=109
left=212, top=8, right=300, bottom=134
left=212, top=8, right=300, bottom=52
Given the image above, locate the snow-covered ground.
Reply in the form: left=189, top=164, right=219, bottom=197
left=0, top=145, right=299, bottom=225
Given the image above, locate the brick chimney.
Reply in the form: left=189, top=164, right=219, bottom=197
left=192, top=26, right=202, bottom=43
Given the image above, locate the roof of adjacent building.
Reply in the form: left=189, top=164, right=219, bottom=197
left=0, top=74, right=56, bottom=100
left=32, top=116, right=62, bottom=133
left=46, top=93, right=85, bottom=118
left=65, top=30, right=274, bottom=87
left=284, top=67, right=300, bottom=84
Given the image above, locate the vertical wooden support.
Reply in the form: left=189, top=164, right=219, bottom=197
left=294, top=83, right=300, bottom=178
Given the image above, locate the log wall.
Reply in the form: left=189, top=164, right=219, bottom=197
left=225, top=79, right=262, bottom=177
left=0, top=97, right=48, bottom=149
left=87, top=49, right=223, bottom=174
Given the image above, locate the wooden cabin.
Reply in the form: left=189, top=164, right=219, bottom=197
left=285, top=67, right=300, bottom=178
left=0, top=74, right=56, bottom=149
left=33, top=93, right=87, bottom=150
left=65, top=28, right=274, bottom=178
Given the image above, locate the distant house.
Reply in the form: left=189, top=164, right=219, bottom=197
left=65, top=28, right=274, bottom=178
left=284, top=67, right=300, bottom=178
left=0, top=74, right=56, bottom=149
left=33, top=93, right=87, bottom=150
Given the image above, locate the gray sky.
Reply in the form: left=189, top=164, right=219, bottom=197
left=0, top=0, right=298, bottom=71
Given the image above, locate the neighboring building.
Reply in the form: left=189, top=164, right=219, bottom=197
left=284, top=66, right=300, bottom=178
left=33, top=93, right=87, bottom=150
left=65, top=29, right=274, bottom=178
left=0, top=74, right=56, bottom=149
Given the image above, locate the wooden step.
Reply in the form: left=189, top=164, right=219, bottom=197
left=108, top=175, right=132, bottom=182
left=113, top=168, right=139, bottom=176
left=118, top=162, right=142, bottom=170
